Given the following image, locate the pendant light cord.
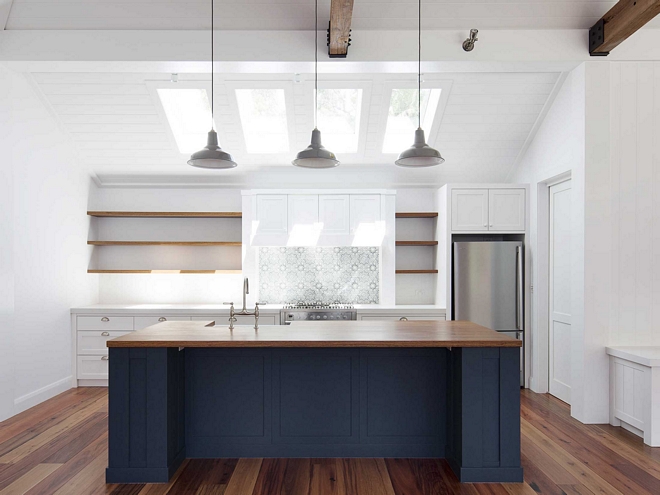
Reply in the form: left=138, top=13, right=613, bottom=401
left=211, top=0, right=214, bottom=131
left=418, top=0, right=421, bottom=129
left=314, top=0, right=318, bottom=130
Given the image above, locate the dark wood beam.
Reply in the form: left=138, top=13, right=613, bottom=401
left=327, top=0, right=354, bottom=58
left=589, top=0, right=660, bottom=55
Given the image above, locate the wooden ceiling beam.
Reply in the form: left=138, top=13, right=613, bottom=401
left=327, top=0, right=354, bottom=58
left=589, top=0, right=660, bottom=55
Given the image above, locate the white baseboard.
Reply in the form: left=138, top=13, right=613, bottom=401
left=13, top=376, right=73, bottom=414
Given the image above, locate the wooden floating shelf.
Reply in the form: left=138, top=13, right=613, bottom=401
left=87, top=211, right=242, bottom=218
left=87, top=270, right=242, bottom=274
left=395, top=270, right=439, bottom=274
left=396, top=241, right=438, bottom=246
left=396, top=212, right=438, bottom=218
left=87, top=241, right=241, bottom=246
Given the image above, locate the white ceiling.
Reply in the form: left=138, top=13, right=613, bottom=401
left=30, top=70, right=561, bottom=186
left=8, top=0, right=660, bottom=31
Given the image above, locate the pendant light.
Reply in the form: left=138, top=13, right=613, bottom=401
left=188, top=0, right=237, bottom=169
left=395, top=0, right=444, bottom=167
left=292, top=0, right=339, bottom=168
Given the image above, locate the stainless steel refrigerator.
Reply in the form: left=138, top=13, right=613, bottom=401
left=453, top=241, right=524, bottom=385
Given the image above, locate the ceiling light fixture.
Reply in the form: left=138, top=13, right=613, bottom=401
left=188, top=0, right=237, bottom=169
left=462, top=29, right=479, bottom=52
left=292, top=0, right=339, bottom=169
left=395, top=0, right=444, bottom=168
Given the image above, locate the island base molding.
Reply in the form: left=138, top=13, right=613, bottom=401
left=107, top=347, right=522, bottom=484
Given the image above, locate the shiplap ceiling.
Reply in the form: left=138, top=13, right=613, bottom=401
left=8, top=0, right=660, bottom=31
left=30, top=70, right=561, bottom=184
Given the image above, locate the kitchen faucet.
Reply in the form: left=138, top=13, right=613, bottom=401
left=224, top=277, right=261, bottom=330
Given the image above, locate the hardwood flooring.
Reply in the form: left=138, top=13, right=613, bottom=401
left=0, top=387, right=658, bottom=494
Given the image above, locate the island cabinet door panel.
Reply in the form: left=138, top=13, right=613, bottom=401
left=359, top=348, right=446, bottom=448
left=272, top=349, right=360, bottom=445
left=107, top=347, right=186, bottom=484
left=185, top=348, right=272, bottom=456
left=445, top=347, right=523, bottom=483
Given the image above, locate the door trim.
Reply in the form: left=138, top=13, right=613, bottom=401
left=534, top=171, right=571, bottom=396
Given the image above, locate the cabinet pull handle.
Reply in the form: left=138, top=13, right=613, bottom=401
left=101, top=356, right=109, bottom=361
left=101, top=317, right=109, bottom=322
left=158, top=317, right=167, bottom=322
left=101, top=331, right=110, bottom=337
left=399, top=317, right=409, bottom=321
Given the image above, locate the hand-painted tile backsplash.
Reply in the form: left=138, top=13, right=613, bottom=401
left=258, top=247, right=379, bottom=304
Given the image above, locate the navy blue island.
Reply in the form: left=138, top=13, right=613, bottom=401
left=106, top=320, right=523, bottom=484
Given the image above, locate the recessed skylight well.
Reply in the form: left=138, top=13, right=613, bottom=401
left=317, top=88, right=363, bottom=153
left=382, top=88, right=441, bottom=154
left=236, top=89, right=289, bottom=154
left=157, top=88, right=212, bottom=153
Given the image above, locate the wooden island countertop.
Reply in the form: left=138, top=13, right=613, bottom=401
left=106, top=319, right=522, bottom=348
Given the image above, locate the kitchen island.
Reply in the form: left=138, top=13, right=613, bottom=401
left=106, top=320, right=523, bottom=484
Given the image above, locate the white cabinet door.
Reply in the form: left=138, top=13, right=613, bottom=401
left=287, top=195, right=319, bottom=233
left=489, top=189, right=525, bottom=231
left=77, top=331, right=131, bottom=355
left=256, top=195, right=288, bottom=234
left=77, top=355, right=109, bottom=380
left=319, top=195, right=350, bottom=235
left=350, top=195, right=381, bottom=233
left=133, top=316, right=191, bottom=330
left=451, top=189, right=489, bottom=231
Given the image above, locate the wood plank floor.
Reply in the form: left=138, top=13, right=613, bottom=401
left=0, top=388, right=657, bottom=494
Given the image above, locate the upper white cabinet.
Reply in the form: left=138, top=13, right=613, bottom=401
left=256, top=195, right=288, bottom=235
left=451, top=188, right=525, bottom=232
left=288, top=195, right=319, bottom=233
left=451, top=189, right=489, bottom=231
left=488, top=189, right=526, bottom=231
left=350, top=195, right=381, bottom=233
left=319, top=195, right=350, bottom=235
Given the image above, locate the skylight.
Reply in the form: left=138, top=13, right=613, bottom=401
left=382, top=88, right=442, bottom=154
left=317, top=88, right=363, bottom=153
left=157, top=88, right=212, bottom=153
left=236, top=89, right=289, bottom=153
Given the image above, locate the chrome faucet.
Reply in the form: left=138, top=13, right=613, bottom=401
left=223, top=277, right=261, bottom=330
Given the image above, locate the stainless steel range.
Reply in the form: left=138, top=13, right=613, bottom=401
left=280, top=304, right=357, bottom=325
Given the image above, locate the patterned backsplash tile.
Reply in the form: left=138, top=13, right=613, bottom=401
left=258, top=246, right=380, bottom=305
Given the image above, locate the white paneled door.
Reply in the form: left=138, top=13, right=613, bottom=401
left=549, top=180, right=572, bottom=403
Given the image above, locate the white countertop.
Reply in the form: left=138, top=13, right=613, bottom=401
left=606, top=346, right=660, bottom=367
left=71, top=304, right=446, bottom=314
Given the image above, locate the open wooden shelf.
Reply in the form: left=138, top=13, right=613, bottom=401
left=87, top=211, right=242, bottom=218
left=395, top=241, right=438, bottom=246
left=395, top=270, right=439, bottom=274
left=396, top=212, right=438, bottom=218
left=87, top=269, right=242, bottom=274
left=87, top=241, right=241, bottom=246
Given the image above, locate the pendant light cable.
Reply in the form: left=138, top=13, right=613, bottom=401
left=314, top=0, right=318, bottom=130
left=418, top=0, right=421, bottom=129
left=211, top=0, right=214, bottom=131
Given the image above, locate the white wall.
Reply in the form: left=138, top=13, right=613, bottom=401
left=0, top=65, right=98, bottom=420
left=608, top=62, right=660, bottom=347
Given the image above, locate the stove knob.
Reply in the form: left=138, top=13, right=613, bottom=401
left=316, top=315, right=321, bottom=320
left=308, top=315, right=313, bottom=320
left=323, top=315, right=328, bottom=319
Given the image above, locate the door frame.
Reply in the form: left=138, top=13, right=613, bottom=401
left=534, top=171, right=571, bottom=395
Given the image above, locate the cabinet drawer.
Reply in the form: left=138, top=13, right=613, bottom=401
left=77, top=355, right=109, bottom=380
left=191, top=315, right=278, bottom=326
left=77, top=331, right=131, bottom=355
left=77, top=316, right=133, bottom=331
left=359, top=315, right=446, bottom=322
left=134, top=316, right=191, bottom=330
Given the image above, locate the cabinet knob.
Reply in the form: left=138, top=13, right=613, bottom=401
left=101, top=331, right=110, bottom=337
left=101, top=317, right=109, bottom=322
left=101, top=356, right=109, bottom=361
left=399, top=317, right=409, bottom=321
left=158, top=317, right=167, bottom=322
left=483, top=223, right=487, bottom=227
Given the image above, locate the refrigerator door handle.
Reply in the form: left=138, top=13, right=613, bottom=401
left=516, top=246, right=524, bottom=331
